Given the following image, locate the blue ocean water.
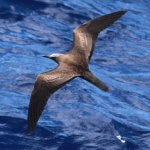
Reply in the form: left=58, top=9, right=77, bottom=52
left=0, top=0, right=150, bottom=149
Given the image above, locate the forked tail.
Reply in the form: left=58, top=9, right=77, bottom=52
left=82, top=71, right=109, bottom=92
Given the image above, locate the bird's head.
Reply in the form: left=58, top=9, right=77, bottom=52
left=43, top=53, right=63, bottom=64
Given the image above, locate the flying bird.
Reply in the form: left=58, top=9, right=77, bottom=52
left=28, top=11, right=127, bottom=132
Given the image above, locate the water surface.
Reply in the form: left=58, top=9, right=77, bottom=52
left=0, top=0, right=150, bottom=149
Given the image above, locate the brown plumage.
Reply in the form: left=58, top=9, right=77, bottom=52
left=28, top=10, right=127, bottom=132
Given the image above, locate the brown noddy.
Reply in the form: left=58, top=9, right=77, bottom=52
left=28, top=11, right=127, bottom=132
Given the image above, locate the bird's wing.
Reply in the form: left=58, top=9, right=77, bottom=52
left=71, top=11, right=126, bottom=62
left=28, top=66, right=77, bottom=132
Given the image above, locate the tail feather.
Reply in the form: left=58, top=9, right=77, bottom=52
left=82, top=71, right=109, bottom=92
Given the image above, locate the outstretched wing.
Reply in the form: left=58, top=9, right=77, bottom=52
left=71, top=11, right=127, bottom=62
left=28, top=66, right=76, bottom=132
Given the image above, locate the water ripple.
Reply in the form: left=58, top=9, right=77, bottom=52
left=0, top=0, right=150, bottom=149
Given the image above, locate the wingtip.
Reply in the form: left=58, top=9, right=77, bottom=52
left=122, top=10, right=128, bottom=14
left=119, top=10, right=128, bottom=15
left=102, top=85, right=109, bottom=92
left=27, top=125, right=33, bottom=134
left=27, top=117, right=35, bottom=134
left=111, top=10, right=127, bottom=20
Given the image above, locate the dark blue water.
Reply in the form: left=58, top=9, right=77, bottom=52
left=0, top=0, right=150, bottom=149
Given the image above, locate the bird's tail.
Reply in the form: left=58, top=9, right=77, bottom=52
left=82, top=71, right=109, bottom=92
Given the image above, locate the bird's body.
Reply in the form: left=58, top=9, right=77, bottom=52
left=28, top=10, right=127, bottom=132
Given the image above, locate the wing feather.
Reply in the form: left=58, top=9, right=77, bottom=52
left=71, top=11, right=127, bottom=62
left=28, top=67, right=76, bottom=132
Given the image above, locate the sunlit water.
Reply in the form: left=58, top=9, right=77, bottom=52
left=0, top=0, right=150, bottom=149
